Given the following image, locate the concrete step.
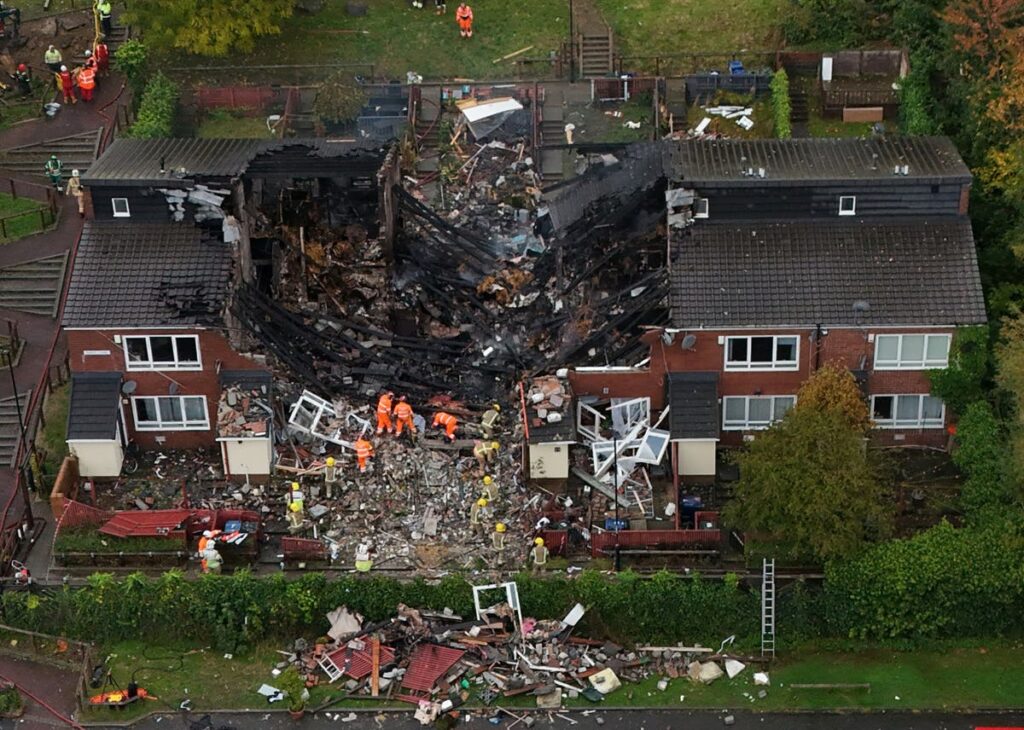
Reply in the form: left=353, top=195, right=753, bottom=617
left=0, top=392, right=30, bottom=466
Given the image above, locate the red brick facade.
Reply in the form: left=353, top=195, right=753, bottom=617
left=571, top=326, right=955, bottom=448
left=66, top=327, right=266, bottom=449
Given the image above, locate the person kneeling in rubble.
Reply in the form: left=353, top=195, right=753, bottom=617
left=431, top=410, right=458, bottom=442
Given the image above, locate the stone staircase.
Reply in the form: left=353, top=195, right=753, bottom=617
left=0, top=253, right=68, bottom=317
left=790, top=89, right=809, bottom=124
left=0, top=129, right=103, bottom=179
left=579, top=31, right=613, bottom=78
left=0, top=391, right=30, bottom=467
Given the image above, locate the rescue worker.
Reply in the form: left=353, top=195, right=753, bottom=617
left=203, top=543, right=223, bottom=575
left=492, top=522, right=506, bottom=550
left=480, top=404, right=501, bottom=438
left=456, top=2, right=473, bottom=38
left=93, top=39, right=109, bottom=76
left=393, top=395, right=416, bottom=437
left=286, top=482, right=305, bottom=532
left=355, top=542, right=373, bottom=572
left=95, top=0, right=112, bottom=38
left=65, top=169, right=85, bottom=217
left=198, top=530, right=221, bottom=572
left=0, top=2, right=21, bottom=38
left=530, top=537, right=549, bottom=574
left=473, top=440, right=498, bottom=471
left=434, top=0, right=446, bottom=13
left=469, top=497, right=488, bottom=537
left=354, top=437, right=374, bottom=473
left=57, top=65, right=75, bottom=105
left=44, top=154, right=63, bottom=190
left=481, top=474, right=499, bottom=501
left=376, top=391, right=394, bottom=435
left=323, top=456, right=339, bottom=498
left=44, top=44, right=61, bottom=73
left=432, top=411, right=458, bottom=442
left=76, top=60, right=96, bottom=103
left=12, top=63, right=30, bottom=96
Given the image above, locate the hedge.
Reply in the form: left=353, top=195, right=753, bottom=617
left=770, top=69, right=792, bottom=139
left=125, top=72, right=178, bottom=139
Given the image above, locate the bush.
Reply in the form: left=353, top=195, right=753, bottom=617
left=929, top=326, right=991, bottom=417
left=126, top=73, right=178, bottom=139
left=953, top=401, right=1015, bottom=521
left=899, top=59, right=935, bottom=135
left=770, top=69, right=792, bottom=140
left=113, top=39, right=149, bottom=96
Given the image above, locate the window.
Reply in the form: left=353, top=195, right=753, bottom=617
left=725, top=336, right=799, bottom=370
left=723, top=396, right=795, bottom=430
left=871, top=394, right=945, bottom=429
left=123, top=335, right=201, bottom=371
left=112, top=197, right=130, bottom=218
left=839, top=196, right=856, bottom=216
left=694, top=198, right=709, bottom=218
left=873, top=334, right=950, bottom=370
left=132, top=395, right=209, bottom=431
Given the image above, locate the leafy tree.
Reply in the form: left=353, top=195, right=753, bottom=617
left=124, top=0, right=294, bottom=57
left=125, top=73, right=179, bottom=139
left=312, top=72, right=368, bottom=126
left=929, top=326, right=991, bottom=417
left=113, top=39, right=149, bottom=96
left=995, top=307, right=1024, bottom=477
left=725, top=367, right=891, bottom=563
left=795, top=361, right=871, bottom=431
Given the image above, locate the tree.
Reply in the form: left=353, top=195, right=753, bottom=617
left=724, top=367, right=891, bottom=563
left=994, top=307, right=1024, bottom=478
left=124, top=0, right=294, bottom=57
left=929, top=326, right=991, bottom=417
left=113, top=39, right=148, bottom=97
left=952, top=401, right=1015, bottom=522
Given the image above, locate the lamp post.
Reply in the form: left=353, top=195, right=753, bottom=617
left=612, top=435, right=621, bottom=571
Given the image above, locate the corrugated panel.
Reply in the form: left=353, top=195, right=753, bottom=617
left=99, top=509, right=192, bottom=538
left=325, top=644, right=396, bottom=680
left=400, top=644, right=466, bottom=694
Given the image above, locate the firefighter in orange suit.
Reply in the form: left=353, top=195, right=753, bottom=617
left=76, top=60, right=96, bottom=102
left=393, top=396, right=416, bottom=437
left=432, top=411, right=458, bottom=442
left=376, top=391, right=394, bottom=435
left=354, top=437, right=374, bottom=472
left=456, top=2, right=473, bottom=37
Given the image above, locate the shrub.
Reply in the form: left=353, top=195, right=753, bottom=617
left=929, top=326, right=991, bottom=417
left=113, top=39, right=149, bottom=96
left=953, top=401, right=1015, bottom=521
left=899, top=60, right=935, bottom=135
left=770, top=69, right=792, bottom=140
left=126, top=73, right=178, bottom=139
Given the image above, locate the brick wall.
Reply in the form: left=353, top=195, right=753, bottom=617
left=66, top=327, right=267, bottom=450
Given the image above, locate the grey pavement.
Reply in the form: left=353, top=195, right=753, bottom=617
left=97, top=709, right=1024, bottom=730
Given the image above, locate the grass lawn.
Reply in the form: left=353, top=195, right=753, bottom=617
left=197, top=109, right=275, bottom=139
left=597, top=0, right=787, bottom=74
left=0, top=192, right=53, bottom=243
left=686, top=91, right=775, bottom=139
left=39, top=383, right=69, bottom=478
left=807, top=114, right=895, bottom=138
left=53, top=526, right=183, bottom=554
left=171, top=1, right=569, bottom=82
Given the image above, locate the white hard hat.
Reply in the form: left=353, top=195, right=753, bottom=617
left=71, top=169, right=80, bottom=177
left=60, top=65, right=67, bottom=72
left=84, top=49, right=92, bottom=57
left=202, top=530, right=213, bottom=538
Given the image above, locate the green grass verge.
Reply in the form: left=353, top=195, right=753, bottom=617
left=82, top=640, right=1024, bottom=716
left=197, top=109, right=273, bottom=139
left=40, top=383, right=69, bottom=478
left=0, top=192, right=52, bottom=243
left=53, top=526, right=182, bottom=554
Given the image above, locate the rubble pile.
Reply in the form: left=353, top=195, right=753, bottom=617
left=218, top=384, right=272, bottom=438
left=523, top=375, right=570, bottom=428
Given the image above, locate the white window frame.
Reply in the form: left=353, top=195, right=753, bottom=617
left=873, top=333, right=951, bottom=370
left=871, top=394, right=946, bottom=429
left=112, top=197, right=131, bottom=218
left=838, top=195, right=856, bottom=216
left=724, top=335, right=800, bottom=371
left=694, top=198, right=709, bottom=219
left=132, top=395, right=209, bottom=431
left=123, top=335, right=202, bottom=371
left=722, top=395, right=795, bottom=430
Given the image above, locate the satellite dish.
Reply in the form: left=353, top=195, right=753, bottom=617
left=852, top=300, right=871, bottom=314
left=661, top=331, right=673, bottom=346
left=121, top=380, right=137, bottom=395
left=168, top=382, right=179, bottom=395
left=680, top=334, right=697, bottom=350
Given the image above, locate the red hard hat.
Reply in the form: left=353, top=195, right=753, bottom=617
left=17, top=63, right=25, bottom=71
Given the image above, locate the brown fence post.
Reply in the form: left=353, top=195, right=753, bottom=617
left=9, top=179, right=15, bottom=200
left=1, top=217, right=8, bottom=240
left=39, top=209, right=46, bottom=229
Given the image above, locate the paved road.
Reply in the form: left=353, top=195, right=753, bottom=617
left=106, top=708, right=1024, bottom=730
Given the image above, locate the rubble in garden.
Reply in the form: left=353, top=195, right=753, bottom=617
left=218, top=383, right=272, bottom=439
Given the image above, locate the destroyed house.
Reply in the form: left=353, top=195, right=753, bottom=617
left=557, top=137, right=986, bottom=470
left=62, top=221, right=270, bottom=476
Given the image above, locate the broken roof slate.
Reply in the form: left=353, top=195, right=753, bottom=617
left=63, top=221, right=233, bottom=329
left=669, top=136, right=971, bottom=185
left=667, top=372, right=719, bottom=440
left=66, top=372, right=122, bottom=441
left=670, top=218, right=987, bottom=328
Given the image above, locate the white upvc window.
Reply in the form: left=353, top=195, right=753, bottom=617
left=723, top=395, right=795, bottom=430
left=839, top=195, right=856, bottom=216
left=124, top=335, right=202, bottom=371
left=725, top=335, right=799, bottom=371
left=694, top=198, right=709, bottom=218
left=112, top=197, right=131, bottom=218
left=132, top=395, right=209, bottom=431
left=873, top=334, right=950, bottom=370
left=871, top=394, right=945, bottom=429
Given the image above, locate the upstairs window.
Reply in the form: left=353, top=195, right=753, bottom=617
left=124, top=335, right=201, bottom=371
left=839, top=196, right=856, bottom=216
left=874, top=334, right=950, bottom=370
left=694, top=198, right=709, bottom=219
left=112, top=197, right=130, bottom=218
left=725, top=335, right=799, bottom=371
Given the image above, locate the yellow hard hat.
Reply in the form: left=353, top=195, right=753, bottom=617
left=291, top=482, right=300, bottom=490
left=490, top=441, right=499, bottom=450
left=496, top=522, right=507, bottom=533
left=493, top=404, right=501, bottom=412
left=326, top=457, right=335, bottom=467
left=289, top=502, right=301, bottom=513
left=477, top=498, right=488, bottom=507
left=483, top=475, right=493, bottom=485
left=534, top=537, right=545, bottom=546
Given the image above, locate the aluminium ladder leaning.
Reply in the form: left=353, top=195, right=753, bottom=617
left=761, top=558, right=776, bottom=658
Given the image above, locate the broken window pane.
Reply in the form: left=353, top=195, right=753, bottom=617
left=873, top=396, right=893, bottom=421
left=900, top=335, right=925, bottom=365
left=775, top=337, right=797, bottom=363
left=750, top=337, right=774, bottom=363
left=176, top=336, right=200, bottom=364
left=727, top=338, right=748, bottom=363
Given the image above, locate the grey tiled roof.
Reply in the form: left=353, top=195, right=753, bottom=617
left=63, top=221, right=232, bottom=328
left=670, top=218, right=987, bottom=328
left=667, top=372, right=719, bottom=440
left=67, top=372, right=122, bottom=440
left=669, top=136, right=971, bottom=185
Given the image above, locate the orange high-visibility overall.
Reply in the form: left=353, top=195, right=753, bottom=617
left=393, top=401, right=416, bottom=435
left=376, top=394, right=394, bottom=434
left=354, top=438, right=374, bottom=472
left=456, top=4, right=473, bottom=35
left=432, top=411, right=458, bottom=440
